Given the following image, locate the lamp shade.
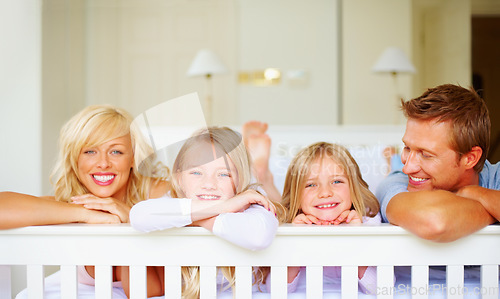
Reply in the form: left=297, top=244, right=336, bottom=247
left=186, top=49, right=227, bottom=77
left=372, top=47, right=416, bottom=74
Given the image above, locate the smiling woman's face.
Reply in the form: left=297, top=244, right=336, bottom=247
left=77, top=134, right=134, bottom=201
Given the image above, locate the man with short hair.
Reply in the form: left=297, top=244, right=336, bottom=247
left=376, top=84, right=500, bottom=242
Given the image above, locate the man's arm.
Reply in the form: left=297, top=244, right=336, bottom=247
left=457, top=185, right=500, bottom=221
left=386, top=190, right=495, bottom=242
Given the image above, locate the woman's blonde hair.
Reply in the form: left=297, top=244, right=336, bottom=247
left=282, top=142, right=379, bottom=223
left=50, top=104, right=166, bottom=207
left=171, top=126, right=275, bottom=297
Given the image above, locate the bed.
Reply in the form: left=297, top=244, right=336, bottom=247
left=2, top=224, right=499, bottom=298
left=2, top=125, right=499, bottom=298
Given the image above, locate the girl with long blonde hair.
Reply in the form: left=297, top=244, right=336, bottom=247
left=274, top=142, right=381, bottom=294
left=131, top=126, right=280, bottom=297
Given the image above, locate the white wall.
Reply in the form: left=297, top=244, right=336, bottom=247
left=0, top=1, right=42, bottom=296
left=237, top=0, right=339, bottom=125
left=413, top=0, right=471, bottom=92
left=0, top=0, right=42, bottom=196
left=85, top=0, right=238, bottom=124
left=341, top=0, right=472, bottom=125
left=41, top=0, right=87, bottom=195
left=342, top=0, right=413, bottom=125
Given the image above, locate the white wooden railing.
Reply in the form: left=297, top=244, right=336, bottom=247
left=1, top=223, right=499, bottom=299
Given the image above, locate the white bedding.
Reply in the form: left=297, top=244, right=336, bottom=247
left=16, top=267, right=488, bottom=299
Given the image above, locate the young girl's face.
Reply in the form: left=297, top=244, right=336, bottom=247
left=300, top=156, right=352, bottom=221
left=178, top=152, right=239, bottom=201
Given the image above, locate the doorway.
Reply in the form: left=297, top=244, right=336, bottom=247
left=472, top=16, right=500, bottom=163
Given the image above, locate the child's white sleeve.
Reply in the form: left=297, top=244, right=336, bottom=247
left=130, top=196, right=192, bottom=232
left=358, top=266, right=378, bottom=294
left=212, top=204, right=278, bottom=251
left=362, top=213, right=382, bottom=224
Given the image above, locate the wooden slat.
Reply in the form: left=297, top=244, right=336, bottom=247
left=306, top=266, right=322, bottom=299
left=95, top=265, right=113, bottom=299
left=411, top=265, right=429, bottom=299
left=377, top=265, right=394, bottom=299
left=481, top=264, right=499, bottom=299
left=235, top=266, right=252, bottom=299
left=27, top=265, right=44, bottom=298
left=164, top=266, right=182, bottom=299
left=446, top=265, right=464, bottom=299
left=270, top=266, right=288, bottom=299
left=341, top=266, right=358, bottom=298
left=129, top=265, right=147, bottom=299
left=60, top=265, right=78, bottom=299
left=200, top=266, right=217, bottom=299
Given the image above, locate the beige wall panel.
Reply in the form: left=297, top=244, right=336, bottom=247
left=342, top=0, right=413, bottom=125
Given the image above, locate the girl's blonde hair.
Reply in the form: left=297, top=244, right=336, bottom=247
left=50, top=104, right=166, bottom=206
left=282, top=142, right=380, bottom=223
left=171, top=126, right=252, bottom=197
left=171, top=126, right=259, bottom=297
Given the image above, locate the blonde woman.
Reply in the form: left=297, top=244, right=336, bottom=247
left=275, top=142, right=381, bottom=294
left=4, top=105, right=169, bottom=298
left=130, top=126, right=281, bottom=297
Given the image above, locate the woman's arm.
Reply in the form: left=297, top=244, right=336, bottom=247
left=0, top=191, right=120, bottom=229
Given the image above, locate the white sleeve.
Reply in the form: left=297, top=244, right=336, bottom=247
left=362, top=213, right=382, bottom=225
left=129, top=196, right=192, bottom=232
left=212, top=204, right=278, bottom=251
left=358, top=266, right=377, bottom=294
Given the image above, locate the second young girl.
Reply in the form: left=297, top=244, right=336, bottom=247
left=276, top=141, right=381, bottom=294
left=130, top=126, right=280, bottom=297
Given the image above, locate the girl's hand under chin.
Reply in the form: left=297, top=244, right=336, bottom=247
left=71, top=194, right=131, bottom=223
left=293, top=209, right=362, bottom=225
left=332, top=209, right=362, bottom=225
left=292, top=213, right=322, bottom=224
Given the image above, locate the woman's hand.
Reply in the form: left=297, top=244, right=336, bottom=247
left=332, top=209, right=362, bottom=225
left=71, top=194, right=131, bottom=223
left=82, top=209, right=121, bottom=224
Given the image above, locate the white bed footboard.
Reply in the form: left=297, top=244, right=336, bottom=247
left=1, top=224, right=499, bottom=299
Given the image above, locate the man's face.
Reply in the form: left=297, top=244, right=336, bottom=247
left=401, top=118, right=469, bottom=192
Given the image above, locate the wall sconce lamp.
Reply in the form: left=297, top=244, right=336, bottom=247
left=238, top=68, right=281, bottom=86
left=372, top=47, right=416, bottom=76
left=372, top=47, right=416, bottom=123
left=187, top=49, right=228, bottom=125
